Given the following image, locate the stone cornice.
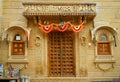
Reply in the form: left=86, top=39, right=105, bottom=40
left=22, top=2, right=96, bottom=16
left=22, top=2, right=96, bottom=5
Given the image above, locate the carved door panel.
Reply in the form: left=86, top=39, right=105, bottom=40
left=48, top=31, right=75, bottom=77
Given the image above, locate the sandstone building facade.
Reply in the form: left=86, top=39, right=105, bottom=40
left=0, top=0, right=120, bottom=82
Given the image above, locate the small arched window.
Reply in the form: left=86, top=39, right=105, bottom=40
left=97, top=34, right=111, bottom=55
left=100, top=34, right=107, bottom=41
left=14, top=34, right=21, bottom=41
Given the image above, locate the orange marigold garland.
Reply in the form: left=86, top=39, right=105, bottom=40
left=71, top=22, right=84, bottom=32
left=38, top=22, right=84, bottom=33
left=38, top=23, right=53, bottom=33
left=57, top=22, right=70, bottom=32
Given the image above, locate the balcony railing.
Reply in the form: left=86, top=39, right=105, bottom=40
left=22, top=2, right=96, bottom=16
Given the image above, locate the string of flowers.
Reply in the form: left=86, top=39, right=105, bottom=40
left=71, top=22, right=84, bottom=32
left=57, top=22, right=70, bottom=32
left=38, top=22, right=84, bottom=33
left=38, top=23, right=54, bottom=33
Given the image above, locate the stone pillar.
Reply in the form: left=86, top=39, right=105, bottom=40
left=79, top=25, right=88, bottom=77
left=79, top=45, right=88, bottom=77
left=35, top=18, right=47, bottom=76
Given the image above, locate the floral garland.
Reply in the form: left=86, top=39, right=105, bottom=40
left=38, top=22, right=84, bottom=33
left=71, top=22, right=84, bottom=32
left=57, top=22, right=70, bottom=32
left=38, top=23, right=53, bottom=33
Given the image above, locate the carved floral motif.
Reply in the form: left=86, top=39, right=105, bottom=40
left=23, top=2, right=96, bottom=15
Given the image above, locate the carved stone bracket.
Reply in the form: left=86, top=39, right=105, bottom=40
left=6, top=60, right=28, bottom=70
left=94, top=59, right=115, bottom=71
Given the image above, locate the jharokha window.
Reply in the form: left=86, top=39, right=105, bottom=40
left=97, top=34, right=111, bottom=55
left=48, top=31, right=75, bottom=77
left=11, top=34, right=25, bottom=55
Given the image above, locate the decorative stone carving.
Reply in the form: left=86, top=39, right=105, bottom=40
left=35, top=35, right=41, bottom=47
left=94, top=55, right=115, bottom=71
left=6, top=60, right=28, bottom=70
left=91, top=21, right=117, bottom=40
left=23, top=2, right=96, bottom=16
left=95, top=29, right=114, bottom=42
left=95, top=62, right=115, bottom=71
left=2, top=27, right=30, bottom=67
left=92, top=26, right=116, bottom=71
left=98, top=63, right=113, bottom=71
left=80, top=36, right=86, bottom=46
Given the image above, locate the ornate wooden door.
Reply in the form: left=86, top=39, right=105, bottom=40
left=48, top=31, right=75, bottom=77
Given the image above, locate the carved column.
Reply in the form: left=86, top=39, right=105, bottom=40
left=79, top=22, right=88, bottom=77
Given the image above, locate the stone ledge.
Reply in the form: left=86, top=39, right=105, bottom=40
left=94, top=59, right=115, bottom=63
left=29, top=76, right=120, bottom=82
left=6, top=59, right=28, bottom=70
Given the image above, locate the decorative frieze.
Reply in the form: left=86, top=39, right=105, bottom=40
left=22, top=2, right=96, bottom=16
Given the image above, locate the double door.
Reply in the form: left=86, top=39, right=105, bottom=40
left=48, top=31, right=75, bottom=77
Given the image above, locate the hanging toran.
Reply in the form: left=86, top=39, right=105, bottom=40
left=38, top=22, right=84, bottom=33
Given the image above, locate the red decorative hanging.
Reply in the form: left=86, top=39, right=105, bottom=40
left=38, top=22, right=84, bottom=33
left=57, top=22, right=70, bottom=32
left=71, top=22, right=84, bottom=32
left=38, top=23, right=53, bottom=33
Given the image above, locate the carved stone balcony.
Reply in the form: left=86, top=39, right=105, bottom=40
left=22, top=2, right=96, bottom=16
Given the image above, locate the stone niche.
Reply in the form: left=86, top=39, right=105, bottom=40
left=5, top=26, right=29, bottom=70
left=92, top=25, right=117, bottom=71
left=2, top=16, right=30, bottom=70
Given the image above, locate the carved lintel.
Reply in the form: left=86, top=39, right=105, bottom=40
left=6, top=60, right=28, bottom=70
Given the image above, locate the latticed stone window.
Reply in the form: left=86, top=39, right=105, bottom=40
left=11, top=34, right=25, bottom=55
left=97, top=34, right=111, bottom=55
left=48, top=31, right=75, bottom=77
